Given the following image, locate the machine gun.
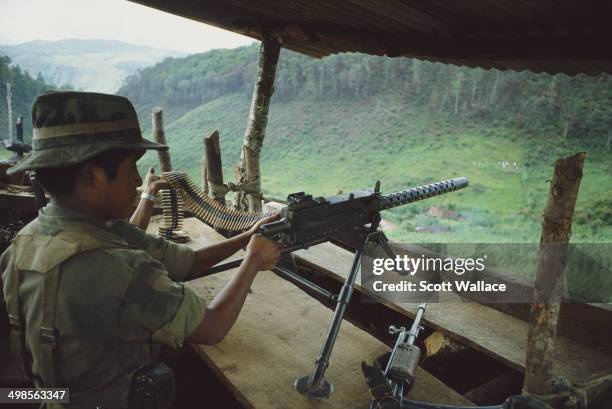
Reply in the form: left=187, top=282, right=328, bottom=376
left=198, top=177, right=468, bottom=399
left=259, top=177, right=468, bottom=251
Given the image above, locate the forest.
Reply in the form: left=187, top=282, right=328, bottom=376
left=121, top=44, right=612, bottom=149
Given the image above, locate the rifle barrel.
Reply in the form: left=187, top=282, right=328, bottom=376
left=380, top=177, right=468, bottom=210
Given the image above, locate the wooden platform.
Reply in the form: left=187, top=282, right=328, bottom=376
left=148, top=217, right=473, bottom=409
left=293, top=242, right=612, bottom=384
left=0, top=185, right=38, bottom=213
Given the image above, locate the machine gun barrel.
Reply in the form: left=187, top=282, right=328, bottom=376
left=380, top=177, right=468, bottom=210
left=258, top=176, right=468, bottom=252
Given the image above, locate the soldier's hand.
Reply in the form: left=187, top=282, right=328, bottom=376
left=144, top=167, right=169, bottom=195
left=248, top=212, right=281, bottom=236
left=245, top=234, right=280, bottom=271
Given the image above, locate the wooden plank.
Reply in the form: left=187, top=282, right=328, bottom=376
left=0, top=188, right=38, bottom=213
left=292, top=242, right=612, bottom=384
left=147, top=217, right=473, bottom=408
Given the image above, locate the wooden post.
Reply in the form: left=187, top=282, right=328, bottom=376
left=204, top=130, right=225, bottom=202
left=233, top=34, right=281, bottom=211
left=152, top=107, right=172, bottom=172
left=523, top=152, right=586, bottom=396
left=16, top=115, right=23, bottom=143
left=201, top=135, right=208, bottom=194
left=15, top=114, right=24, bottom=159
left=6, top=82, right=13, bottom=141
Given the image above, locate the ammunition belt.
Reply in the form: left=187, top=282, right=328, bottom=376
left=160, top=172, right=276, bottom=241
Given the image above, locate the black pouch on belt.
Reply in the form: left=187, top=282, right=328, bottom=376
left=129, top=363, right=175, bottom=409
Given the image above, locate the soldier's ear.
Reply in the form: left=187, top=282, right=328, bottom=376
left=79, top=161, right=106, bottom=189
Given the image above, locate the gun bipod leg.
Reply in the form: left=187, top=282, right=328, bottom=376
left=295, top=231, right=374, bottom=399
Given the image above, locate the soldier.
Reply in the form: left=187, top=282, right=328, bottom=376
left=0, top=91, right=280, bottom=408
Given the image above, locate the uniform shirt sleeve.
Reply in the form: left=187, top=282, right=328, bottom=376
left=107, top=219, right=194, bottom=281
left=151, top=285, right=207, bottom=348
left=58, top=248, right=207, bottom=349
left=120, top=256, right=207, bottom=349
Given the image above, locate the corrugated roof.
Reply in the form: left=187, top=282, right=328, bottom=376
left=130, top=0, right=612, bottom=75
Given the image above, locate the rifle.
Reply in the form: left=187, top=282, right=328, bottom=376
left=201, top=177, right=468, bottom=398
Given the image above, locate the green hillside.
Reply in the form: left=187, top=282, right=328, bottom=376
left=119, top=46, right=612, bottom=244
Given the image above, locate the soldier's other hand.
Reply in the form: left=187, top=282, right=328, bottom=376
left=248, top=212, right=281, bottom=236
left=245, top=234, right=280, bottom=271
left=144, top=167, right=169, bottom=195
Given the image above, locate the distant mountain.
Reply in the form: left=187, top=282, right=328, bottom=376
left=0, top=39, right=185, bottom=93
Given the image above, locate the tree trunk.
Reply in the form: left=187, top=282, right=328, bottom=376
left=16, top=114, right=23, bottom=143
left=490, top=71, right=500, bottom=106
left=562, top=120, right=570, bottom=139
left=441, top=88, right=449, bottom=112
left=454, top=88, right=461, bottom=114
left=152, top=107, right=172, bottom=172
left=412, top=60, right=421, bottom=91
left=523, top=152, right=586, bottom=396
left=6, top=82, right=13, bottom=141
left=233, top=35, right=281, bottom=211
left=454, top=70, right=463, bottom=114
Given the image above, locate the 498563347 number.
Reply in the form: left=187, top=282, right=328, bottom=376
left=0, top=388, right=69, bottom=403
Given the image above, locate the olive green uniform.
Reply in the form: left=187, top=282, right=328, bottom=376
left=1, top=204, right=207, bottom=408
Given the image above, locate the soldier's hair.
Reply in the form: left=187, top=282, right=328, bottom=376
left=37, top=149, right=138, bottom=196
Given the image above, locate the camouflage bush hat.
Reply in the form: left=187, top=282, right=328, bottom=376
left=7, top=91, right=167, bottom=175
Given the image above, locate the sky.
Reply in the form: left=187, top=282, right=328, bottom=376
left=0, top=0, right=254, bottom=53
